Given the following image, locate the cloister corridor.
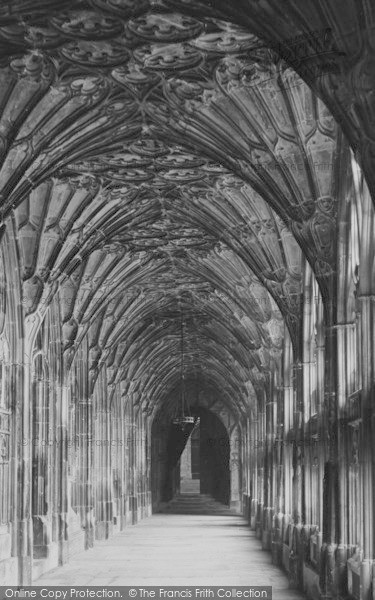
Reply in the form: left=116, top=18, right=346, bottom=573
left=2, top=2, right=375, bottom=600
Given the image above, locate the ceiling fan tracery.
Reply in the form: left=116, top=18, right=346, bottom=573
left=0, top=0, right=351, bottom=417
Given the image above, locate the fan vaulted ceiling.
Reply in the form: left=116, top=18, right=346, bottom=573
left=0, top=0, right=355, bottom=417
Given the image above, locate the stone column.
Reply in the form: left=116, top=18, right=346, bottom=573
left=357, top=295, right=375, bottom=600
left=319, top=318, right=340, bottom=600
left=288, top=356, right=304, bottom=590
left=94, top=407, right=113, bottom=540
left=263, top=380, right=276, bottom=551
left=0, top=358, right=14, bottom=583
left=145, top=416, right=152, bottom=516
left=75, top=347, right=94, bottom=550
left=4, top=224, right=33, bottom=585
left=256, top=405, right=265, bottom=539
left=292, top=360, right=303, bottom=525
left=57, top=383, right=69, bottom=565
left=229, top=427, right=241, bottom=512
left=272, top=371, right=285, bottom=567
left=336, top=322, right=358, bottom=596
left=249, top=414, right=258, bottom=529
left=127, top=400, right=138, bottom=524
left=15, top=358, right=32, bottom=585
left=31, top=360, right=52, bottom=562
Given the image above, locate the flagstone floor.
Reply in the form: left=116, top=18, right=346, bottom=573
left=35, top=501, right=307, bottom=600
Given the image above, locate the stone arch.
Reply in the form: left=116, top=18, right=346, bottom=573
left=151, top=389, right=242, bottom=511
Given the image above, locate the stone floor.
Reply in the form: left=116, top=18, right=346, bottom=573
left=35, top=507, right=307, bottom=600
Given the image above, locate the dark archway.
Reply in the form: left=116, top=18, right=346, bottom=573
left=151, top=406, right=230, bottom=510
left=151, top=418, right=194, bottom=508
